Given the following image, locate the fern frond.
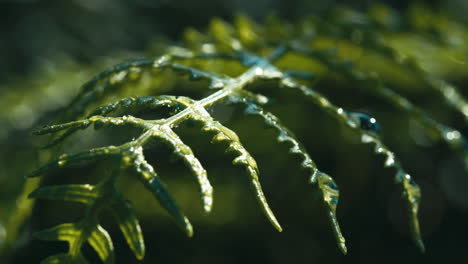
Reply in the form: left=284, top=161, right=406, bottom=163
left=298, top=5, right=468, bottom=154
left=29, top=184, right=97, bottom=204
left=286, top=42, right=468, bottom=170
left=87, top=225, right=114, bottom=263
left=41, top=96, right=186, bottom=148
left=30, top=90, right=283, bottom=262
left=278, top=76, right=425, bottom=251
left=230, top=91, right=347, bottom=253
left=62, top=56, right=228, bottom=122
left=27, top=4, right=468, bottom=262
left=34, top=221, right=114, bottom=264
left=110, top=196, right=145, bottom=260
left=29, top=184, right=145, bottom=260
left=189, top=104, right=282, bottom=231
left=124, top=145, right=193, bottom=237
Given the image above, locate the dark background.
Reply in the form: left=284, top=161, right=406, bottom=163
left=0, top=0, right=467, bottom=263
left=1, top=0, right=465, bottom=80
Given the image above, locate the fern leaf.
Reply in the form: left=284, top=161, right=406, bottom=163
left=373, top=83, right=467, bottom=169
left=28, top=184, right=97, bottom=204
left=27, top=7, right=468, bottom=261
left=279, top=76, right=425, bottom=251
left=89, top=96, right=186, bottom=117
left=429, top=79, right=468, bottom=123
left=316, top=172, right=347, bottom=254
left=230, top=91, right=319, bottom=182
left=27, top=146, right=120, bottom=178
left=42, top=96, right=186, bottom=148
left=124, top=146, right=193, bottom=237
left=191, top=106, right=282, bottom=232
left=34, top=223, right=81, bottom=243
left=62, top=58, right=154, bottom=121
left=356, top=6, right=468, bottom=123
left=62, top=56, right=226, bottom=122
left=33, top=221, right=115, bottom=263
left=88, top=225, right=114, bottom=264
left=352, top=63, right=466, bottom=169
left=110, top=196, right=145, bottom=260
left=155, top=125, right=213, bottom=213
left=286, top=31, right=468, bottom=169
left=231, top=93, right=347, bottom=253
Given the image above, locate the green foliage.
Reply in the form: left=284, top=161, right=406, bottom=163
left=22, top=3, right=468, bottom=264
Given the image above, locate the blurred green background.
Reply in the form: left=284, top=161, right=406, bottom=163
left=0, top=0, right=467, bottom=263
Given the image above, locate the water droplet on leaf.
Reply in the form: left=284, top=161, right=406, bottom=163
left=137, top=97, right=154, bottom=106
left=348, top=112, right=380, bottom=133
left=189, top=71, right=202, bottom=81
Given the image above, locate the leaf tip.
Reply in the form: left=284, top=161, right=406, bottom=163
left=135, top=248, right=146, bottom=261
left=185, top=217, right=194, bottom=238
left=276, top=225, right=283, bottom=233
left=416, top=238, right=426, bottom=253
left=267, top=211, right=283, bottom=232
left=339, top=240, right=348, bottom=255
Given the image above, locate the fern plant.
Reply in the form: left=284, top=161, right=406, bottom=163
left=25, top=3, right=467, bottom=263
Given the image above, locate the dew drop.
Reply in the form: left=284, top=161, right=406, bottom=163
left=189, top=71, right=202, bottom=81
left=110, top=71, right=127, bottom=84
left=153, top=55, right=170, bottom=67
left=337, top=108, right=344, bottom=115
left=122, top=98, right=134, bottom=107
left=201, top=43, right=216, bottom=53
left=361, top=134, right=373, bottom=143
left=328, top=181, right=338, bottom=190
left=254, top=67, right=264, bottom=76
left=348, top=112, right=380, bottom=133
left=280, top=77, right=295, bottom=88
left=385, top=154, right=395, bottom=167
left=137, top=96, right=154, bottom=106
left=128, top=66, right=142, bottom=80
left=209, top=80, right=225, bottom=89
left=444, top=129, right=461, bottom=141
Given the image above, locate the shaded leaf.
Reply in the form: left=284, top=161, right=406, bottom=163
left=29, top=184, right=97, bottom=204
left=156, top=125, right=213, bottom=213
left=280, top=75, right=425, bottom=250
left=316, top=172, right=347, bottom=254
left=34, top=223, right=80, bottom=243
left=234, top=95, right=346, bottom=252
left=111, top=196, right=145, bottom=260
left=191, top=106, right=282, bottom=232
left=87, top=225, right=115, bottom=264
left=27, top=145, right=121, bottom=178
left=126, top=146, right=193, bottom=237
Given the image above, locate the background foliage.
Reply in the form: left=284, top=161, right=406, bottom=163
left=0, top=0, right=467, bottom=263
